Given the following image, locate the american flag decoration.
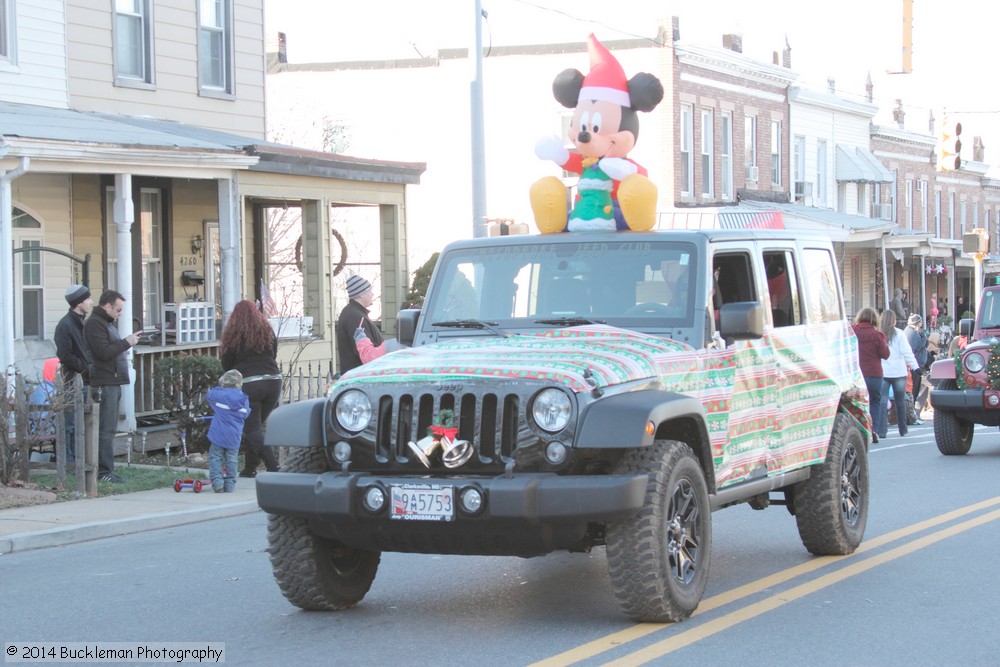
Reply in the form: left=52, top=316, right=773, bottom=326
left=259, top=278, right=277, bottom=316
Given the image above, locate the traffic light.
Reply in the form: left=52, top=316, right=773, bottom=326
left=936, top=117, right=962, bottom=171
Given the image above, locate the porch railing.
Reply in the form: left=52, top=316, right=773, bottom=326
left=133, top=342, right=220, bottom=417
left=279, top=360, right=335, bottom=404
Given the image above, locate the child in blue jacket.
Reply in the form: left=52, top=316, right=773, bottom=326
left=206, top=369, right=251, bottom=492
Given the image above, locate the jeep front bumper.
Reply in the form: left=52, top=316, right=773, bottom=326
left=931, top=387, right=1000, bottom=426
left=256, top=471, right=648, bottom=557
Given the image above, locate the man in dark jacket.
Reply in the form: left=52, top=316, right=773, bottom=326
left=83, top=290, right=139, bottom=483
left=54, top=284, right=93, bottom=463
left=336, top=275, right=384, bottom=374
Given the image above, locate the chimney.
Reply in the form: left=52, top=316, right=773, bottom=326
left=928, top=109, right=935, bottom=134
left=672, top=16, right=681, bottom=42
left=893, top=99, right=905, bottom=128
left=277, top=32, right=287, bottom=64
left=974, top=136, right=985, bottom=162
left=722, top=33, right=742, bottom=53
left=782, top=36, right=791, bottom=68
left=772, top=51, right=779, bottom=65
left=827, top=78, right=836, bottom=94
left=865, top=73, right=873, bottom=103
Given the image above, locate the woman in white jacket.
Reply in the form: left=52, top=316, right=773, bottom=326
left=878, top=309, right=920, bottom=438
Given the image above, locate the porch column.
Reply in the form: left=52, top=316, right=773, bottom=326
left=114, top=174, right=137, bottom=432
left=0, top=158, right=29, bottom=384
left=217, top=176, right=241, bottom=323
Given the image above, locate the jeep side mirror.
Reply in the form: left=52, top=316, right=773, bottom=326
left=397, top=309, right=421, bottom=347
left=958, top=318, right=974, bottom=338
left=719, top=302, right=765, bottom=341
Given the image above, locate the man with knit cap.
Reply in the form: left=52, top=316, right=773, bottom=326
left=336, top=274, right=384, bottom=373
left=53, top=284, right=93, bottom=463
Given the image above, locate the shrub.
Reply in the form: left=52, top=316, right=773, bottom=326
left=153, top=355, right=223, bottom=453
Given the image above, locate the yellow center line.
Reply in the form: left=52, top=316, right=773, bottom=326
left=608, top=507, right=1000, bottom=666
left=530, top=495, right=1000, bottom=667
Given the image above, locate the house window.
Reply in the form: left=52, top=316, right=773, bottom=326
left=949, top=192, right=956, bottom=237
left=720, top=112, right=732, bottom=199
left=199, top=0, right=234, bottom=95
left=16, top=239, right=42, bottom=338
left=744, top=116, right=756, bottom=179
left=0, top=0, right=15, bottom=63
left=700, top=109, right=713, bottom=197
left=793, top=135, right=805, bottom=189
left=934, top=191, right=941, bottom=237
left=114, top=0, right=154, bottom=85
left=680, top=105, right=693, bottom=196
left=905, top=179, right=913, bottom=229
left=139, top=189, right=163, bottom=328
left=770, top=120, right=781, bottom=186
left=920, top=181, right=928, bottom=231
left=816, top=140, right=827, bottom=205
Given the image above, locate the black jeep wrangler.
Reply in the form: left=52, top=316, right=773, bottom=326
left=257, top=229, right=870, bottom=622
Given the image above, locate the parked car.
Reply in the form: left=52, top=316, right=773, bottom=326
left=256, top=227, right=871, bottom=622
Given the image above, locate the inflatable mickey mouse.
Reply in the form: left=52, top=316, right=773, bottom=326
left=530, top=34, right=664, bottom=234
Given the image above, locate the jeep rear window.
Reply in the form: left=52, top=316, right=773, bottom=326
left=425, top=241, right=699, bottom=326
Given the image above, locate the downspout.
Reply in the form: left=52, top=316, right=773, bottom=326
left=1, top=157, right=30, bottom=385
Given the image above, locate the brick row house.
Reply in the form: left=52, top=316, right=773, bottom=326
left=1, top=0, right=423, bottom=432
left=266, top=16, right=999, bottom=324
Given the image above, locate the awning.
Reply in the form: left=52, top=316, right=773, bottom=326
left=739, top=200, right=895, bottom=243
left=836, top=144, right=894, bottom=183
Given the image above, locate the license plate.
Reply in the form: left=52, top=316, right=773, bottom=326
left=390, top=484, right=454, bottom=521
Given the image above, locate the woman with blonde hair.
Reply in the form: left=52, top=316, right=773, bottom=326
left=853, top=307, right=889, bottom=443
left=220, top=300, right=282, bottom=476
left=878, top=309, right=920, bottom=439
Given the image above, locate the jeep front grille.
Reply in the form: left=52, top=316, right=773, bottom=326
left=366, top=390, right=528, bottom=469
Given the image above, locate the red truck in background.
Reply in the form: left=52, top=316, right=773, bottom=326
left=929, top=285, right=1000, bottom=454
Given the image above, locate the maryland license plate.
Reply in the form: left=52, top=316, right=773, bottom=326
left=390, top=484, right=454, bottom=521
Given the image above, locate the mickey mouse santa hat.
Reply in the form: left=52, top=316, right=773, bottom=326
left=578, top=34, right=630, bottom=108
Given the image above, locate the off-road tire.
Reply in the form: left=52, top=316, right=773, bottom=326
left=267, top=447, right=381, bottom=610
left=933, top=380, right=974, bottom=455
left=606, top=440, right=711, bottom=623
left=792, top=412, right=868, bottom=556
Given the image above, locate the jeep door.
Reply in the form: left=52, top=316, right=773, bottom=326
left=710, top=245, right=778, bottom=488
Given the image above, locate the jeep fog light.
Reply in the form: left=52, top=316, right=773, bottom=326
left=458, top=486, right=485, bottom=515
left=362, top=485, right=387, bottom=513
left=966, top=353, right=986, bottom=373
left=545, top=440, right=568, bottom=465
left=532, top=388, right=572, bottom=432
left=333, top=440, right=352, bottom=463
left=335, top=390, right=372, bottom=432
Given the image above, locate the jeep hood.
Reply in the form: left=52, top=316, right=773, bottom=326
left=335, top=325, right=691, bottom=393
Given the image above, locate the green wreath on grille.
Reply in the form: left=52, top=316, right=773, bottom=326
left=955, top=342, right=1000, bottom=390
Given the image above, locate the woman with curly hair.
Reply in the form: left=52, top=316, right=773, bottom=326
left=220, top=300, right=282, bottom=476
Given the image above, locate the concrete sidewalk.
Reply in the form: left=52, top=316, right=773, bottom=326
left=0, top=480, right=260, bottom=554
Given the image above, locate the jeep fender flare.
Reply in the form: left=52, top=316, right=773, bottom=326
left=264, top=397, right=328, bottom=448
left=576, top=389, right=709, bottom=446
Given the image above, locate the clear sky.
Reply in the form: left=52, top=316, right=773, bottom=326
left=264, top=0, right=1000, bottom=155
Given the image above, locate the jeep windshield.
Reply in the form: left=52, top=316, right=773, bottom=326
left=978, top=289, right=1000, bottom=329
left=422, top=239, right=699, bottom=334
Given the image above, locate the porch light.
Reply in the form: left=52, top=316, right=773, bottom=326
left=191, top=234, right=204, bottom=254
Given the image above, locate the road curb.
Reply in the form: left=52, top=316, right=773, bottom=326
left=0, top=500, right=260, bottom=554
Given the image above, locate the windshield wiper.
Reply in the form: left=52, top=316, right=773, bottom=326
left=534, top=317, right=606, bottom=326
left=431, top=319, right=511, bottom=337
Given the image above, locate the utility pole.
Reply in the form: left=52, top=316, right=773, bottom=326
left=470, top=0, right=488, bottom=238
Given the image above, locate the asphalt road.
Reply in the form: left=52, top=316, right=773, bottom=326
left=3, top=421, right=1000, bottom=666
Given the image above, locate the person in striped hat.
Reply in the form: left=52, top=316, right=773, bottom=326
left=531, top=33, right=664, bottom=233
left=336, top=274, right=384, bottom=373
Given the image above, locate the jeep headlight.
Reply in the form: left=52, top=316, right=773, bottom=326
left=965, top=352, right=986, bottom=374
left=532, top=388, right=572, bottom=433
left=334, top=390, right=372, bottom=432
